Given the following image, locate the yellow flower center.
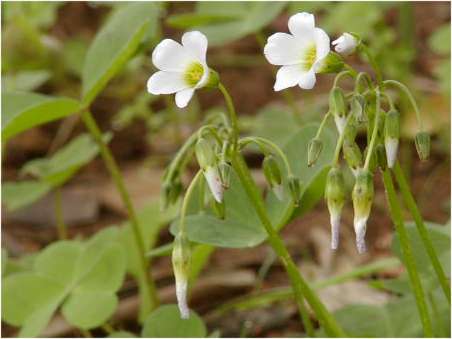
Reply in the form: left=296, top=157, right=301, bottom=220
left=184, top=62, right=204, bottom=87
left=301, top=44, right=317, bottom=71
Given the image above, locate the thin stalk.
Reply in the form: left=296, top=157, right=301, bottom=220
left=354, top=72, right=373, bottom=93
left=232, top=153, right=345, bottom=337
left=393, top=162, right=451, bottom=302
left=364, top=88, right=381, bottom=170
left=383, top=79, right=423, bottom=130
left=178, top=171, right=203, bottom=235
left=315, top=112, right=331, bottom=139
left=80, top=109, right=159, bottom=310
left=381, top=169, right=433, bottom=337
left=332, top=113, right=354, bottom=166
left=333, top=69, right=355, bottom=87
left=54, top=188, right=67, bottom=240
left=218, top=83, right=239, bottom=148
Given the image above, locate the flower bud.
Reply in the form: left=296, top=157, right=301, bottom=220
left=204, top=166, right=224, bottom=203
left=218, top=161, right=231, bottom=189
left=172, top=233, right=191, bottom=319
left=415, top=131, right=430, bottom=161
left=288, top=176, right=302, bottom=205
left=343, top=115, right=358, bottom=143
left=263, top=155, right=284, bottom=200
left=352, top=170, right=374, bottom=254
left=332, top=33, right=359, bottom=55
left=384, top=109, right=400, bottom=168
left=350, top=94, right=366, bottom=123
left=376, top=144, right=387, bottom=171
left=325, top=167, right=346, bottom=250
left=204, top=69, right=220, bottom=88
left=343, top=140, right=363, bottom=177
left=329, top=87, right=347, bottom=134
left=316, top=52, right=345, bottom=74
left=195, top=138, right=216, bottom=169
left=307, top=138, right=323, bottom=167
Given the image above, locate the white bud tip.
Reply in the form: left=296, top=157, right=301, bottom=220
left=273, top=184, right=284, bottom=201
left=176, top=280, right=190, bottom=319
left=330, top=213, right=341, bottom=250
left=332, top=33, right=358, bottom=55
left=204, top=167, right=224, bottom=203
left=354, top=216, right=368, bottom=254
left=385, top=138, right=399, bottom=169
left=334, top=115, right=346, bottom=135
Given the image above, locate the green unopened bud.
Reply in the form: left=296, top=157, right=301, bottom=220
left=218, top=161, right=231, bottom=189
left=415, top=131, right=430, bottom=161
left=376, top=144, right=387, bottom=171
left=343, top=115, right=358, bottom=143
left=384, top=110, right=400, bottom=168
left=343, top=140, right=363, bottom=177
left=307, top=138, right=323, bottom=167
left=263, top=155, right=283, bottom=200
left=325, top=167, right=346, bottom=250
left=316, top=52, right=345, bottom=74
left=172, top=233, right=191, bottom=319
left=288, top=176, right=302, bottom=205
left=329, top=87, right=347, bottom=134
left=352, top=170, right=374, bottom=254
left=350, top=94, right=366, bottom=122
left=205, top=69, right=220, bottom=88
left=195, top=138, right=216, bottom=169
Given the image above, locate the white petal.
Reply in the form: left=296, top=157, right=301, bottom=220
left=334, top=115, right=347, bottom=135
left=264, top=33, right=303, bottom=66
left=194, top=64, right=210, bottom=89
left=274, top=65, right=304, bottom=91
left=314, top=28, right=330, bottom=61
left=147, top=71, right=187, bottom=95
left=175, top=279, right=190, bottom=319
left=298, top=69, right=316, bottom=89
left=330, top=213, right=341, bottom=250
left=385, top=138, right=399, bottom=168
left=175, top=88, right=195, bottom=108
left=152, top=39, right=192, bottom=72
left=288, top=12, right=315, bottom=38
left=182, top=31, right=208, bottom=63
left=354, top=216, right=368, bottom=254
left=204, top=166, right=223, bottom=203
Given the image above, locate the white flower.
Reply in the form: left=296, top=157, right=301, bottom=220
left=264, top=12, right=330, bottom=91
left=354, top=216, right=368, bottom=254
left=147, top=31, right=210, bottom=108
left=385, top=137, right=399, bottom=168
left=332, top=33, right=358, bottom=55
left=204, top=166, right=224, bottom=203
left=330, top=212, right=341, bottom=250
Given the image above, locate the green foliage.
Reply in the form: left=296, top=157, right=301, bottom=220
left=2, top=180, right=52, bottom=211
left=141, top=304, right=207, bottom=338
left=167, top=2, right=286, bottom=46
left=429, top=24, right=451, bottom=96
left=81, top=2, right=161, bottom=106
left=171, top=123, right=335, bottom=248
left=2, top=231, right=126, bottom=337
left=2, top=70, right=51, bottom=91
left=1, top=92, right=80, bottom=142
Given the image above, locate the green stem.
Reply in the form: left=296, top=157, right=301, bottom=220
left=80, top=110, right=159, bottom=310
left=315, top=112, right=331, bottom=139
left=364, top=88, right=381, bottom=170
left=218, top=83, right=239, bottom=148
left=178, top=171, right=203, bottom=235
left=54, top=188, right=67, bottom=240
left=381, top=169, right=433, bottom=337
left=354, top=72, right=373, bottom=93
left=333, top=69, right=355, bottom=88
left=383, top=79, right=423, bottom=130
left=393, top=162, right=451, bottom=302
left=232, top=153, right=345, bottom=337
left=332, top=113, right=355, bottom=166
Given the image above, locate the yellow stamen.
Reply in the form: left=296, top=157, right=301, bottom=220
left=184, top=62, right=204, bottom=87
left=301, top=44, right=317, bottom=71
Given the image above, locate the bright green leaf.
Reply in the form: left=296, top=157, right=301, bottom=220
left=2, top=70, right=50, bottom=91
left=82, top=2, right=160, bottom=105
left=2, top=180, right=52, bottom=212
left=1, top=91, right=80, bottom=141
left=141, top=304, right=207, bottom=338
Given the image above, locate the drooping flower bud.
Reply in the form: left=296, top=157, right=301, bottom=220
left=325, top=167, right=346, bottom=250
left=263, top=155, right=284, bottom=200
left=343, top=115, right=358, bottom=143
left=343, top=140, right=363, bottom=177
left=332, top=33, right=359, bottom=55
left=307, top=138, right=323, bottom=167
left=316, top=52, right=345, bottom=74
left=352, top=170, right=374, bottom=254
left=415, top=131, right=430, bottom=161
left=172, top=233, right=191, bottom=319
left=288, top=176, right=302, bottom=205
left=376, top=144, right=387, bottom=171
left=329, top=87, right=347, bottom=134
left=195, top=138, right=216, bottom=169
left=384, top=109, right=400, bottom=168
left=350, top=94, right=366, bottom=123
left=203, top=166, right=224, bottom=203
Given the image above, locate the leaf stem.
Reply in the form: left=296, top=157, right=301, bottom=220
left=393, top=162, right=451, bottom=302
left=315, top=112, right=331, bottom=139
left=364, top=88, right=381, bottom=170
left=218, top=83, right=239, bottom=148
left=80, top=109, right=159, bottom=311
left=54, top=187, right=67, bottom=240
left=178, top=170, right=203, bottom=235
left=381, top=168, right=433, bottom=337
left=332, top=113, right=354, bottom=166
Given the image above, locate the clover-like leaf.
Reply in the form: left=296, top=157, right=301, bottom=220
left=2, top=91, right=80, bottom=142
left=2, top=180, right=52, bottom=212
left=141, top=304, right=207, bottom=338
left=82, top=2, right=160, bottom=106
